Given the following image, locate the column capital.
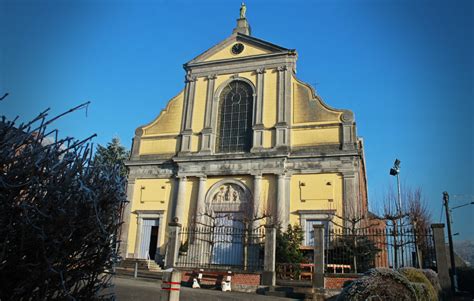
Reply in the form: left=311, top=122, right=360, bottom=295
left=253, top=174, right=263, bottom=179
left=185, top=74, right=197, bottom=83
left=206, top=74, right=217, bottom=80
left=256, top=67, right=266, bottom=74
left=277, top=65, right=288, bottom=72
left=342, top=171, right=356, bottom=178
left=176, top=175, right=187, bottom=182
left=199, top=176, right=207, bottom=181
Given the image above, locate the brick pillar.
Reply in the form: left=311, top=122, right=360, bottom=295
left=431, top=223, right=451, bottom=296
left=313, top=224, right=325, bottom=298
left=262, top=225, right=276, bottom=286
left=165, top=221, right=182, bottom=269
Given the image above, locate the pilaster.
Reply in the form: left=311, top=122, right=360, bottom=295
left=342, top=172, right=359, bottom=221
left=252, top=68, right=265, bottom=151
left=180, top=74, right=197, bottom=153
left=200, top=75, right=217, bottom=153
left=275, top=65, right=290, bottom=149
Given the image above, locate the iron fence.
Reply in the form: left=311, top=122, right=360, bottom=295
left=175, top=225, right=265, bottom=272
left=276, top=223, right=436, bottom=279
left=324, top=225, right=436, bottom=274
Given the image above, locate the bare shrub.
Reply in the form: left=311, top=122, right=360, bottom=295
left=0, top=105, right=126, bottom=300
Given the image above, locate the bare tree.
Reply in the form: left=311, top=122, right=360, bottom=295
left=0, top=103, right=126, bottom=300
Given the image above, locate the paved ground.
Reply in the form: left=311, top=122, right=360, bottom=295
left=111, top=276, right=299, bottom=301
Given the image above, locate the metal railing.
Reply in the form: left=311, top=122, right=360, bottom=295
left=323, top=225, right=436, bottom=274
left=175, top=225, right=265, bottom=272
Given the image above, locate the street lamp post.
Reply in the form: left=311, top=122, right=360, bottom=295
left=390, top=159, right=402, bottom=213
left=389, top=159, right=404, bottom=267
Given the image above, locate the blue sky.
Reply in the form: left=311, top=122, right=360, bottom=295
left=1, top=0, right=473, bottom=240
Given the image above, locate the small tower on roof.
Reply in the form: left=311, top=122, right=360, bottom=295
left=233, top=2, right=251, bottom=36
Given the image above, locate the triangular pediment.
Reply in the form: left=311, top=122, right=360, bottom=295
left=186, top=33, right=293, bottom=65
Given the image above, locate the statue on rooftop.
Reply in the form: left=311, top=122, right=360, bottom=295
left=240, top=2, right=246, bottom=19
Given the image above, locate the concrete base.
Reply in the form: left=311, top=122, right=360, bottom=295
left=313, top=288, right=326, bottom=301
left=261, top=271, right=275, bottom=286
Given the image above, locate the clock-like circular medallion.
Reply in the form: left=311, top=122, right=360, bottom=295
left=231, top=43, right=244, bottom=55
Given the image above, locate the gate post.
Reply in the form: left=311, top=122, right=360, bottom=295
left=431, top=223, right=451, bottom=296
left=313, top=224, right=325, bottom=300
left=165, top=218, right=182, bottom=269
left=262, top=224, right=276, bottom=286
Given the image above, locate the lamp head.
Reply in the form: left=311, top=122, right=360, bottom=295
left=390, top=159, right=401, bottom=176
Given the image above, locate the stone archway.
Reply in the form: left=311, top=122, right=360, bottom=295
left=204, top=179, right=253, bottom=214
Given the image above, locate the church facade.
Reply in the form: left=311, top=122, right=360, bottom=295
left=121, top=11, right=368, bottom=261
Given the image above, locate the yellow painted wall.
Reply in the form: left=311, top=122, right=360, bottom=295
left=289, top=174, right=344, bottom=226
left=292, top=127, right=340, bottom=147
left=192, top=77, right=207, bottom=133
left=127, top=178, right=176, bottom=255
left=262, top=130, right=274, bottom=148
left=139, top=137, right=179, bottom=155
left=204, top=42, right=271, bottom=62
left=262, top=69, right=277, bottom=129
left=291, top=76, right=342, bottom=125
left=142, top=91, right=184, bottom=135
left=261, top=175, right=276, bottom=216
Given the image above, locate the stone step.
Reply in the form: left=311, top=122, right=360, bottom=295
left=115, top=267, right=163, bottom=280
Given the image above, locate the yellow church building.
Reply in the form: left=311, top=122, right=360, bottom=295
left=120, top=8, right=368, bottom=262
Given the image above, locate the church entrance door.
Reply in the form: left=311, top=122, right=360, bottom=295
left=139, top=218, right=160, bottom=260
left=211, top=213, right=243, bottom=266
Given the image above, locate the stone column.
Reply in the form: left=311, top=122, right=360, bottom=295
left=431, top=224, right=451, bottom=295
left=134, top=216, right=143, bottom=258
left=180, top=74, right=197, bottom=153
left=201, top=75, right=217, bottom=153
left=251, top=175, right=263, bottom=229
left=195, top=176, right=207, bottom=224
left=262, top=225, right=276, bottom=286
left=313, top=224, right=325, bottom=290
left=174, top=176, right=187, bottom=224
left=164, top=221, right=182, bottom=269
left=276, top=174, right=289, bottom=229
left=119, top=179, right=135, bottom=259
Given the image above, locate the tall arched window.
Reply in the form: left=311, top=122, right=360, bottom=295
left=216, top=80, right=253, bottom=153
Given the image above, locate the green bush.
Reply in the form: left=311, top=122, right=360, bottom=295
left=337, top=268, right=417, bottom=301
left=276, top=224, right=304, bottom=264
left=398, top=267, right=437, bottom=301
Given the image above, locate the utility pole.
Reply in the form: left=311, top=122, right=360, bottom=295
left=443, top=191, right=457, bottom=295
